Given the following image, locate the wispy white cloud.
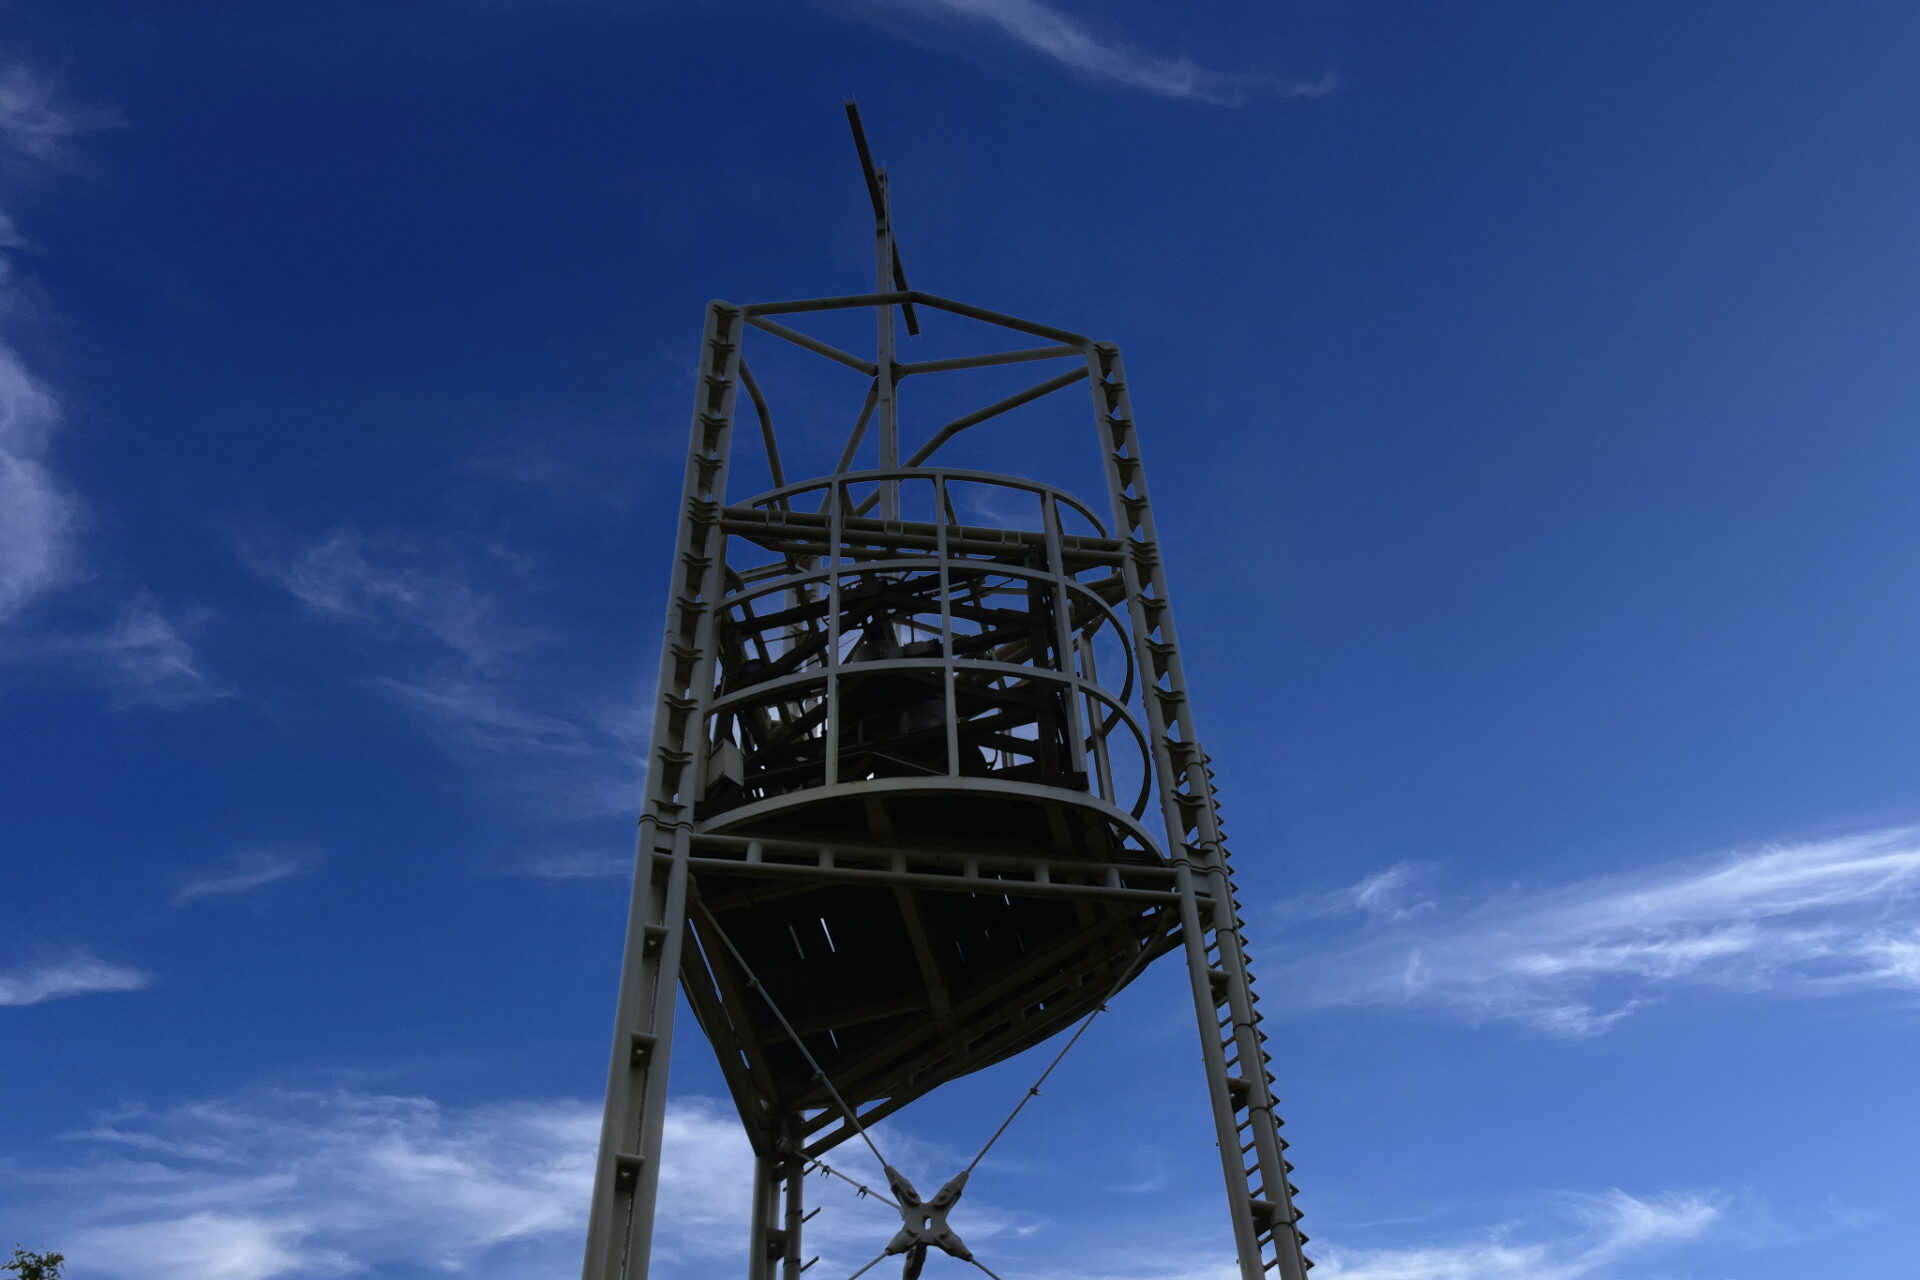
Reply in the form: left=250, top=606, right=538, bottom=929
left=372, top=674, right=619, bottom=758
left=0, top=68, right=202, bottom=701
left=1286, top=826, right=1920, bottom=1037
left=0, top=954, right=152, bottom=1007
left=1314, top=1189, right=1722, bottom=1280
left=173, top=848, right=314, bottom=906
left=0, top=64, right=100, bottom=163
left=857, top=0, right=1334, bottom=105
left=505, top=849, right=633, bottom=880
left=0, top=345, right=73, bottom=620
left=242, top=523, right=649, bottom=818
left=241, top=525, right=539, bottom=669
left=42, top=1089, right=599, bottom=1280
left=0, top=65, right=95, bottom=622
left=5, top=1078, right=1744, bottom=1280
left=461, top=438, right=647, bottom=513
left=6, top=1089, right=900, bottom=1280
left=1284, top=860, right=1438, bottom=926
left=72, top=1214, right=312, bottom=1280
left=372, top=673, right=646, bottom=817
left=1341, top=862, right=1437, bottom=923
left=105, top=595, right=214, bottom=695
left=991, top=1188, right=1724, bottom=1280
left=14, top=591, right=229, bottom=704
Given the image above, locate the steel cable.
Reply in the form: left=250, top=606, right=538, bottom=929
left=693, top=898, right=892, bottom=1169
left=962, top=935, right=1159, bottom=1176
left=808, top=1156, right=900, bottom=1210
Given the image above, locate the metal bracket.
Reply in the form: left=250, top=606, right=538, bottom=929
left=881, top=1165, right=973, bottom=1279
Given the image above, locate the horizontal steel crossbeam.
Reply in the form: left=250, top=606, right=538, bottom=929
left=678, top=832, right=1187, bottom=907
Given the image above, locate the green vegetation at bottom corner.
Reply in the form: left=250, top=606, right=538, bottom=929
left=3, top=1249, right=63, bottom=1280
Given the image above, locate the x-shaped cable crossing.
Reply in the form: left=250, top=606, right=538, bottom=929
left=700, top=897, right=1156, bottom=1280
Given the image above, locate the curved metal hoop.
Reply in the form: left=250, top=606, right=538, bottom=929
left=705, top=660, right=1153, bottom=820
left=741, top=466, right=1112, bottom=539
left=697, top=774, right=1163, bottom=861
left=710, top=468, right=1150, bottom=827
left=718, top=559, right=1137, bottom=711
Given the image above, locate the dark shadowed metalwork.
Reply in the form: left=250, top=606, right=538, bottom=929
left=583, top=103, right=1313, bottom=1280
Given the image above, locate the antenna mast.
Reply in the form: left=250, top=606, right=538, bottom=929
left=845, top=99, right=918, bottom=518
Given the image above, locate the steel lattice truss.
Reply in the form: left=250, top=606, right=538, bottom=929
left=582, top=104, right=1314, bottom=1280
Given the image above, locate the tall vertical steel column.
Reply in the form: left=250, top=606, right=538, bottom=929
left=582, top=105, right=1313, bottom=1280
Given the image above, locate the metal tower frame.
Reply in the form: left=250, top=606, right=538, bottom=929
left=583, top=104, right=1311, bottom=1280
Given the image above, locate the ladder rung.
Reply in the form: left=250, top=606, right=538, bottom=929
left=628, top=1032, right=658, bottom=1068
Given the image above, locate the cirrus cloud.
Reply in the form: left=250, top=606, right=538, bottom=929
left=1314, top=1189, right=1724, bottom=1280
left=0, top=953, right=152, bottom=1007
left=1284, top=826, right=1920, bottom=1037
left=7, top=1088, right=900, bottom=1280
left=854, top=0, right=1333, bottom=106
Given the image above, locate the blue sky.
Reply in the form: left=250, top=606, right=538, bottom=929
left=3, top=1, right=1918, bottom=1277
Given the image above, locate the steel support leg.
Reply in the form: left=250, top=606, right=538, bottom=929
left=584, top=301, right=743, bottom=1279
left=748, top=1119, right=809, bottom=1280
left=1090, top=342, right=1312, bottom=1280
left=583, top=823, right=692, bottom=1280
left=1176, top=866, right=1265, bottom=1276
left=781, top=1146, right=807, bottom=1280
left=749, top=1153, right=778, bottom=1280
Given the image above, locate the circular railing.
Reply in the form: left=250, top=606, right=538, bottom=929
left=700, top=469, right=1154, bottom=856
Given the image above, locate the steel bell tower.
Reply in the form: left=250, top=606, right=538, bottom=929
left=582, top=104, right=1314, bottom=1280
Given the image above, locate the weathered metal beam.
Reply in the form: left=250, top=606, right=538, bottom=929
left=678, top=921, right=779, bottom=1151
left=799, top=924, right=1180, bottom=1157
left=893, top=365, right=1091, bottom=474
left=745, top=314, right=878, bottom=377
left=895, top=344, right=1084, bottom=377
left=905, top=291, right=1091, bottom=345
left=795, top=915, right=1169, bottom=1124
left=736, top=358, right=787, bottom=498
left=682, top=853, right=1181, bottom=906
left=689, top=831, right=1175, bottom=887
left=829, top=381, right=880, bottom=481
left=741, top=290, right=916, bottom=318
left=845, top=98, right=920, bottom=335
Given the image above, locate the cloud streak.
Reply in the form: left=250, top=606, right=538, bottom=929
left=0, top=346, right=71, bottom=621
left=1282, top=859, right=1438, bottom=925
left=243, top=521, right=650, bottom=817
left=372, top=674, right=629, bottom=758
left=0, top=64, right=84, bottom=622
left=1286, top=826, right=1920, bottom=1036
left=14, top=592, right=228, bottom=704
left=8, top=1089, right=898, bottom=1280
left=105, top=596, right=214, bottom=697
left=504, top=848, right=634, bottom=880
left=0, top=64, right=100, bottom=162
left=371, top=673, right=647, bottom=818
left=6, top=1082, right=1741, bottom=1280
left=0, top=67, right=214, bottom=700
left=1314, top=1189, right=1723, bottom=1280
left=242, top=525, right=538, bottom=669
left=173, top=848, right=313, bottom=906
left=0, top=955, right=152, bottom=1007
left=860, top=0, right=1333, bottom=105
left=48, top=1089, right=599, bottom=1280
left=975, top=1186, right=1726, bottom=1280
